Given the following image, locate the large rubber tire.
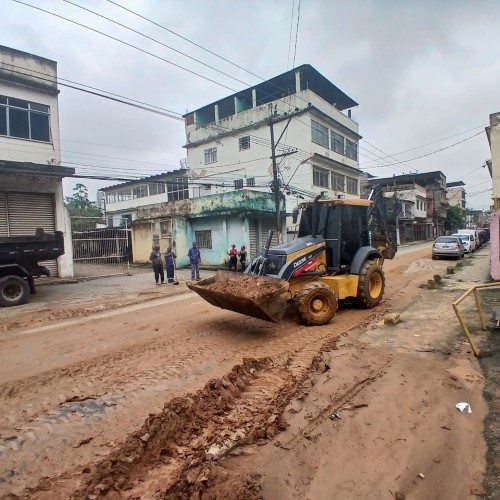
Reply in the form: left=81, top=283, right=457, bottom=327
left=355, top=261, right=385, bottom=308
left=295, top=282, right=337, bottom=326
left=0, top=276, right=29, bottom=307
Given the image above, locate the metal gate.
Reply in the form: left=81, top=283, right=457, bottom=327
left=71, top=217, right=130, bottom=278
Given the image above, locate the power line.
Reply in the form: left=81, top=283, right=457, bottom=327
left=1, top=64, right=184, bottom=119
left=62, top=0, right=252, bottom=88
left=106, top=0, right=265, bottom=82
left=13, top=0, right=239, bottom=92
left=292, top=0, right=302, bottom=69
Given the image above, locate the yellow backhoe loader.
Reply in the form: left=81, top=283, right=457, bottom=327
left=187, top=186, right=397, bottom=325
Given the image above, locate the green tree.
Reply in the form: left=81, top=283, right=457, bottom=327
left=65, top=184, right=103, bottom=230
left=444, top=203, right=465, bottom=232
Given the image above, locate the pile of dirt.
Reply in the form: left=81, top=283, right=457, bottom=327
left=71, top=357, right=296, bottom=499
left=203, top=275, right=284, bottom=300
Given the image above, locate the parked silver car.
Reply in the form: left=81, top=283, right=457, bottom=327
left=432, top=236, right=464, bottom=260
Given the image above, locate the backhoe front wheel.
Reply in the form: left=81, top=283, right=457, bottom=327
left=295, top=282, right=338, bottom=326
left=355, top=261, right=385, bottom=308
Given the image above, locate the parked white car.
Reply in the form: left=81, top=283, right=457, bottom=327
left=451, top=233, right=474, bottom=254
left=456, top=229, right=478, bottom=252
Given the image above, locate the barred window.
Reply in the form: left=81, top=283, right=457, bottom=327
left=234, top=179, right=244, bottom=190
left=346, top=176, right=358, bottom=195
left=345, top=139, right=358, bottom=160
left=311, top=119, right=329, bottom=148
left=331, top=132, right=345, bottom=154
left=0, top=95, right=50, bottom=142
left=239, top=136, right=250, bottom=151
left=313, top=166, right=329, bottom=188
left=246, top=177, right=255, bottom=187
left=331, top=173, right=345, bottom=192
left=195, top=230, right=212, bottom=249
left=204, top=147, right=217, bottom=164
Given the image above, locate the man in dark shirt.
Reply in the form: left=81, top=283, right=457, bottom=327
left=149, top=245, right=164, bottom=285
left=188, top=242, right=201, bottom=280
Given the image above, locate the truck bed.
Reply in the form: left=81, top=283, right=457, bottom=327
left=0, top=231, right=65, bottom=265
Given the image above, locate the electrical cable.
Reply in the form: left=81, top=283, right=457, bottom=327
left=12, top=0, right=239, bottom=92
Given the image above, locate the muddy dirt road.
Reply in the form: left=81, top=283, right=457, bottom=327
left=0, top=244, right=490, bottom=499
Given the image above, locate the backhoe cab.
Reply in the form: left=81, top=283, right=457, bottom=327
left=188, top=188, right=397, bottom=325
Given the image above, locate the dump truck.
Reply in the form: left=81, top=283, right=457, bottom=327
left=187, top=186, right=397, bottom=325
left=0, top=229, right=65, bottom=307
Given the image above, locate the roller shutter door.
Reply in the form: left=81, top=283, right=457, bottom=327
left=2, top=192, right=59, bottom=277
left=0, top=194, right=7, bottom=237
left=249, top=219, right=257, bottom=260
left=260, top=219, right=279, bottom=251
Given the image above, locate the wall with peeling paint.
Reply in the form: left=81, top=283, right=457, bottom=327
left=131, top=190, right=282, bottom=266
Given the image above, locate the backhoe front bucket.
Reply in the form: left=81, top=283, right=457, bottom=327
left=187, top=270, right=289, bottom=323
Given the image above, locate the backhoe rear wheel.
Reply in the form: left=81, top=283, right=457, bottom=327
left=0, top=276, right=29, bottom=307
left=355, top=260, right=385, bottom=308
left=295, top=282, right=337, bottom=326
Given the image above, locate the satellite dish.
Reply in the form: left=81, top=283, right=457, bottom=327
left=199, top=170, right=207, bottom=177
left=268, top=165, right=273, bottom=175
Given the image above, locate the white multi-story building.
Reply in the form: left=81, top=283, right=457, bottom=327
left=0, top=45, right=74, bottom=277
left=183, top=64, right=362, bottom=236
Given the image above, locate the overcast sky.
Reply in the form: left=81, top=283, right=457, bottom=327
left=3, top=0, right=499, bottom=209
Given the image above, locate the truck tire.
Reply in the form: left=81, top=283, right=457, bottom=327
left=355, top=261, right=385, bottom=308
left=295, top=282, right=337, bottom=326
left=0, top=276, right=30, bottom=307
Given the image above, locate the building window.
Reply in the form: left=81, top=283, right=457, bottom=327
left=195, top=230, right=212, bottom=249
left=313, top=166, right=329, bottom=188
left=345, top=139, right=358, bottom=161
left=311, top=119, right=329, bottom=148
left=149, top=182, right=166, bottom=196
left=167, top=177, right=189, bottom=202
left=246, top=177, right=255, bottom=187
left=132, top=185, right=148, bottom=199
left=204, top=147, right=217, bottom=164
left=234, top=179, right=244, bottom=190
left=160, top=220, right=172, bottom=237
left=202, top=184, right=212, bottom=191
left=0, top=95, right=50, bottom=142
left=331, top=173, right=345, bottom=192
left=239, top=136, right=250, bottom=151
left=106, top=193, right=116, bottom=204
left=331, top=132, right=345, bottom=154
left=117, top=188, right=133, bottom=202
left=346, top=176, right=358, bottom=195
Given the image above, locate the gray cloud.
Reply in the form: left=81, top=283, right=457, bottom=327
left=4, top=0, right=499, bottom=208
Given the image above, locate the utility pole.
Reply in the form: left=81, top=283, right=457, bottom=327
left=269, top=119, right=281, bottom=242
left=268, top=114, right=297, bottom=244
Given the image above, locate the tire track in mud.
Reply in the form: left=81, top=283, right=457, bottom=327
left=71, top=356, right=297, bottom=499
left=1, top=305, right=387, bottom=497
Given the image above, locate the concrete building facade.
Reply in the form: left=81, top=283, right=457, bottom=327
left=486, top=112, right=500, bottom=279
left=0, top=45, right=74, bottom=277
left=446, top=181, right=466, bottom=209
left=183, top=65, right=362, bottom=236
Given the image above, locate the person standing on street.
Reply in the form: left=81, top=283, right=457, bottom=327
left=164, top=246, right=177, bottom=283
left=238, top=245, right=247, bottom=272
left=188, top=241, right=201, bottom=280
left=227, top=244, right=238, bottom=271
left=149, top=245, right=164, bottom=285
